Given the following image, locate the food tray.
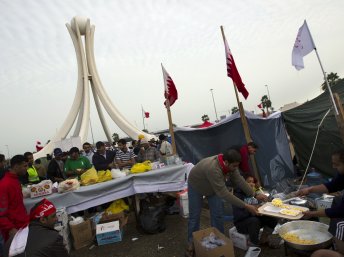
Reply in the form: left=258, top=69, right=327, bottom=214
left=258, top=203, right=309, bottom=220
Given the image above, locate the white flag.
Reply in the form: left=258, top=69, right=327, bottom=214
left=292, top=20, right=316, bottom=70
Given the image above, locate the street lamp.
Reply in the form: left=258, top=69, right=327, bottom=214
left=210, top=89, right=219, bottom=122
left=5, top=145, right=10, bottom=159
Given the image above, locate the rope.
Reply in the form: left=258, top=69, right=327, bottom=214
left=297, top=108, right=332, bottom=191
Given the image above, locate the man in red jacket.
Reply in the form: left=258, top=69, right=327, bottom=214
left=239, top=142, right=258, bottom=174
left=0, top=155, right=29, bottom=242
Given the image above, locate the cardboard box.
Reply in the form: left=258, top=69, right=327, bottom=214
left=193, top=227, right=235, bottom=257
left=96, top=220, right=123, bottom=245
left=29, top=180, right=53, bottom=198
left=316, top=197, right=334, bottom=210
left=229, top=227, right=249, bottom=250
left=69, top=219, right=94, bottom=250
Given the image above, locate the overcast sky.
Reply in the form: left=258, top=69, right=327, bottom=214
left=1, top=0, right=344, bottom=156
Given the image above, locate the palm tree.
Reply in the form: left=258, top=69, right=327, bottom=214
left=261, top=95, right=272, bottom=114
left=112, top=133, right=119, bottom=142
left=321, top=72, right=340, bottom=91
left=231, top=107, right=239, bottom=114
left=201, top=114, right=209, bottom=122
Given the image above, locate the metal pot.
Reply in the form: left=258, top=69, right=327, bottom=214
left=278, top=220, right=333, bottom=251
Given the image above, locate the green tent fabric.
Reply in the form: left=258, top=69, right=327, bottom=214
left=282, top=81, right=344, bottom=177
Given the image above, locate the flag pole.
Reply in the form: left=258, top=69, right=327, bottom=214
left=141, top=105, right=146, bottom=130
left=305, top=20, right=339, bottom=115
left=220, top=25, right=262, bottom=185
left=165, top=99, right=177, bottom=155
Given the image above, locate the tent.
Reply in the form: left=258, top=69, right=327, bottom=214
left=174, top=111, right=294, bottom=188
left=282, top=81, right=344, bottom=177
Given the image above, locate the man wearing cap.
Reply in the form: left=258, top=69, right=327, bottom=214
left=5, top=199, right=69, bottom=257
left=0, top=155, right=29, bottom=243
left=47, top=148, right=66, bottom=183
left=136, top=138, right=160, bottom=163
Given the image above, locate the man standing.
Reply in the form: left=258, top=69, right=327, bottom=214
left=6, top=199, right=69, bottom=257
left=116, top=139, right=135, bottom=170
left=92, top=141, right=116, bottom=171
left=239, top=142, right=258, bottom=174
left=136, top=138, right=160, bottom=163
left=0, top=155, right=29, bottom=242
left=158, top=134, right=173, bottom=156
left=186, top=149, right=267, bottom=257
left=81, top=142, right=94, bottom=165
left=23, top=152, right=40, bottom=184
left=64, top=147, right=92, bottom=178
left=47, top=148, right=66, bottom=183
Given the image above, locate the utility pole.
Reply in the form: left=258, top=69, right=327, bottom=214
left=210, top=89, right=219, bottom=122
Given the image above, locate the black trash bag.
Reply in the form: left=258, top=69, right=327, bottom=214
left=139, top=199, right=166, bottom=234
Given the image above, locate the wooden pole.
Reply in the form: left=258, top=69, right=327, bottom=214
left=165, top=99, right=177, bottom=155
left=334, top=93, right=344, bottom=144
left=220, top=25, right=262, bottom=185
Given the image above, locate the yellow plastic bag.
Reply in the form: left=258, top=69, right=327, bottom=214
left=105, top=199, right=129, bottom=215
left=130, top=161, right=152, bottom=173
left=80, top=167, right=98, bottom=186
left=97, top=170, right=112, bottom=183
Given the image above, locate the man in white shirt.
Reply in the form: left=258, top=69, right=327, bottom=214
left=116, top=139, right=135, bottom=170
left=82, top=142, right=94, bottom=164
left=159, top=134, right=173, bottom=156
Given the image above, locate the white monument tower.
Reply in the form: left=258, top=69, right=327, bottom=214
left=34, top=16, right=152, bottom=159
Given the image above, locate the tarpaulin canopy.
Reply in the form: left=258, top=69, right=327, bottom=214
left=282, top=81, right=344, bottom=177
left=174, top=112, right=294, bottom=188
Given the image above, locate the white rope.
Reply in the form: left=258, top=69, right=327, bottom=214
left=297, top=108, right=332, bottom=191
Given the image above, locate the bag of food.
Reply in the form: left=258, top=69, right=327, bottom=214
left=130, top=161, right=152, bottom=173
left=58, top=179, right=80, bottom=193
left=105, top=199, right=129, bottom=215
left=80, top=168, right=98, bottom=186
left=97, top=170, right=112, bottom=183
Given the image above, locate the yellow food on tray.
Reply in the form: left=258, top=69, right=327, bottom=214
left=280, top=209, right=301, bottom=216
left=282, top=232, right=316, bottom=245
left=271, top=198, right=283, bottom=207
left=281, top=204, right=306, bottom=211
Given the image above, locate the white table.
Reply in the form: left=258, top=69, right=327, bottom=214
left=24, top=163, right=193, bottom=214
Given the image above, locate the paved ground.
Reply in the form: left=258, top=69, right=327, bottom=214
left=70, top=209, right=288, bottom=257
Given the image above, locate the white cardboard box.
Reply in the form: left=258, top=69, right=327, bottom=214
left=29, top=180, right=53, bottom=198
left=229, top=227, right=249, bottom=250
left=315, top=197, right=333, bottom=210
left=96, top=220, right=123, bottom=246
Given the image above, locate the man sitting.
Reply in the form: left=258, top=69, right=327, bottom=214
left=64, top=147, right=92, bottom=178
left=136, top=138, right=160, bottom=163
left=92, top=141, right=116, bottom=171
left=116, top=139, right=135, bottom=170
left=5, top=199, right=69, bottom=257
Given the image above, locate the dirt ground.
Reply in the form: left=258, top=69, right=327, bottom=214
left=70, top=209, right=288, bottom=257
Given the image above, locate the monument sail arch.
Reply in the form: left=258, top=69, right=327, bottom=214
left=34, top=16, right=153, bottom=159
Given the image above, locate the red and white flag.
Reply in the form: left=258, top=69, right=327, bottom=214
left=144, top=112, right=150, bottom=118
left=292, top=20, right=316, bottom=70
left=257, top=103, right=263, bottom=109
left=142, top=106, right=150, bottom=118
left=161, top=64, right=178, bottom=107
left=223, top=37, right=249, bottom=99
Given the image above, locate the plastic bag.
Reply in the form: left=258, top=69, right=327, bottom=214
left=105, top=199, right=129, bottom=215
left=58, top=179, right=80, bottom=193
left=80, top=168, right=98, bottom=186
left=131, top=161, right=152, bottom=173
left=97, top=170, right=112, bottom=183
left=111, top=169, right=126, bottom=179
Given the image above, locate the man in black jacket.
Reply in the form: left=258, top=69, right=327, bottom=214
left=47, top=148, right=66, bottom=183
left=92, top=141, right=116, bottom=171
left=5, top=198, right=69, bottom=257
